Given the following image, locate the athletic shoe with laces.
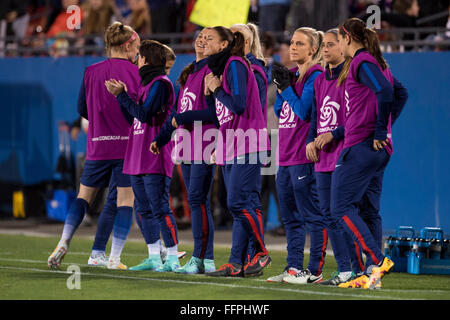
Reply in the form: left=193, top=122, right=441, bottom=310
left=107, top=256, right=127, bottom=270
left=282, top=268, right=323, bottom=284
left=203, top=259, right=216, bottom=273
left=338, top=274, right=369, bottom=288
left=266, top=267, right=292, bottom=283
left=160, top=246, right=187, bottom=264
left=320, top=271, right=356, bottom=286
left=155, top=255, right=180, bottom=272
left=48, top=240, right=69, bottom=269
left=175, top=256, right=203, bottom=274
left=364, top=257, right=394, bottom=289
left=88, top=253, right=109, bottom=267
left=243, top=252, right=271, bottom=277
left=205, top=263, right=243, bottom=277
left=129, top=254, right=163, bottom=271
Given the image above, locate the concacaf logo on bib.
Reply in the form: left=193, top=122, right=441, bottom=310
left=133, top=118, right=144, bottom=135
left=318, top=96, right=340, bottom=133
left=344, top=90, right=350, bottom=117
left=279, top=101, right=296, bottom=128
left=216, top=98, right=233, bottom=125
left=180, top=87, right=196, bottom=113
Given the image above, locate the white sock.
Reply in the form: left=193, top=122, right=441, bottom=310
left=91, top=250, right=105, bottom=258
left=58, top=237, right=70, bottom=248
left=288, top=267, right=301, bottom=274
left=110, top=236, right=126, bottom=259
left=60, top=225, right=75, bottom=245
left=167, top=245, right=178, bottom=256
left=148, top=240, right=161, bottom=256
left=339, top=271, right=353, bottom=281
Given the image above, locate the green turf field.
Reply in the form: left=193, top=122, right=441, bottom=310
left=0, top=233, right=449, bottom=300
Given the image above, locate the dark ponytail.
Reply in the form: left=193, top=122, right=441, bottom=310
left=177, top=63, right=194, bottom=87
left=210, top=26, right=250, bottom=68
left=339, top=18, right=387, bottom=70
left=230, top=31, right=246, bottom=57
left=363, top=27, right=387, bottom=70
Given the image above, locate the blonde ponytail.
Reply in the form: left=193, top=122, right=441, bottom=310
left=104, top=21, right=136, bottom=55
left=246, top=22, right=267, bottom=65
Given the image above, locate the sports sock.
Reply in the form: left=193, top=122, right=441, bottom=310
left=91, top=196, right=117, bottom=252
left=147, top=240, right=162, bottom=256
left=61, top=198, right=89, bottom=243
left=110, top=206, right=132, bottom=258
left=167, top=245, right=178, bottom=256
left=91, top=250, right=105, bottom=258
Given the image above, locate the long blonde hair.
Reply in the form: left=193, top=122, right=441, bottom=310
left=230, top=23, right=266, bottom=65
left=293, top=27, right=324, bottom=82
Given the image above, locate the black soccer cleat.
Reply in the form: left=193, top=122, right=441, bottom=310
left=205, top=263, right=244, bottom=277
left=244, top=252, right=271, bottom=277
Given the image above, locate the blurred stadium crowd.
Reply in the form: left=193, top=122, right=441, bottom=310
left=0, top=0, right=449, bottom=57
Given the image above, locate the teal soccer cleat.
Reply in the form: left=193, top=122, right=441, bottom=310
left=175, top=256, right=203, bottom=274
left=155, top=255, right=180, bottom=272
left=129, top=254, right=163, bottom=271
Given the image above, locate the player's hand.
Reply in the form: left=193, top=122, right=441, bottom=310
left=150, top=141, right=160, bottom=155
left=210, top=150, right=216, bottom=164
left=272, top=62, right=292, bottom=92
left=306, top=142, right=319, bottom=162
left=172, top=117, right=179, bottom=128
left=117, top=80, right=128, bottom=92
left=373, top=139, right=388, bottom=151
left=314, top=132, right=334, bottom=150
left=104, top=79, right=124, bottom=96
left=207, top=75, right=222, bottom=93
left=204, top=73, right=213, bottom=95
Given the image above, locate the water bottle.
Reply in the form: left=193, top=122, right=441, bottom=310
left=429, top=239, right=442, bottom=260
left=416, top=238, right=429, bottom=259
left=442, top=239, right=450, bottom=260
left=395, top=226, right=415, bottom=258
left=384, top=236, right=396, bottom=257
left=393, top=237, right=401, bottom=257
left=404, top=237, right=414, bottom=257
left=399, top=237, right=413, bottom=257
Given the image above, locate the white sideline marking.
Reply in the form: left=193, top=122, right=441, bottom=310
left=0, top=258, right=420, bottom=300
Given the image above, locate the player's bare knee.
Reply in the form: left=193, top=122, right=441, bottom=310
left=77, top=184, right=98, bottom=205
left=117, top=187, right=134, bottom=207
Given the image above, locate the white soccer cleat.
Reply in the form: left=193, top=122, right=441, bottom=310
left=266, top=268, right=292, bottom=283
left=48, top=240, right=69, bottom=269
left=88, top=253, right=109, bottom=267
left=107, top=257, right=127, bottom=270
left=282, top=268, right=323, bottom=284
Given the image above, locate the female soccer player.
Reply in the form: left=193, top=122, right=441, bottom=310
left=305, top=29, right=365, bottom=285
left=89, top=44, right=184, bottom=268
left=267, top=27, right=327, bottom=284
left=229, top=22, right=268, bottom=263
left=332, top=18, right=406, bottom=289
left=150, top=28, right=217, bottom=274
left=48, top=22, right=140, bottom=270
left=105, top=40, right=180, bottom=272
left=173, top=26, right=271, bottom=277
